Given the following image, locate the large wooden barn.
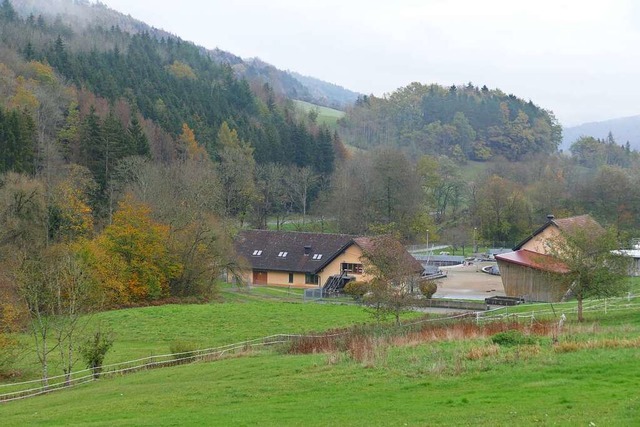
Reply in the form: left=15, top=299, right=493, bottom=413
left=495, top=214, right=602, bottom=302
left=234, top=230, right=423, bottom=288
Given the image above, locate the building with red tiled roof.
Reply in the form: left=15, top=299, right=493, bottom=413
left=234, top=230, right=422, bottom=288
left=495, top=214, right=601, bottom=302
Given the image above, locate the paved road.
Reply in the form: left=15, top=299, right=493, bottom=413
left=433, top=262, right=505, bottom=301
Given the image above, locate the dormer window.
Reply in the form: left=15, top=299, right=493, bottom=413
left=312, top=254, right=323, bottom=260
left=278, top=251, right=288, bottom=258
left=252, top=250, right=263, bottom=256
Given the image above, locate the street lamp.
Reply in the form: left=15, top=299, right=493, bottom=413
left=473, top=227, right=478, bottom=254
left=426, top=229, right=429, bottom=254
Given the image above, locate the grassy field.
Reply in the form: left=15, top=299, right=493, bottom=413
left=293, top=100, right=345, bottom=129
left=5, top=294, right=388, bottom=383
left=2, top=304, right=639, bottom=425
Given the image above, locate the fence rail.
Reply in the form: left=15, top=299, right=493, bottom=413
left=1, top=293, right=637, bottom=403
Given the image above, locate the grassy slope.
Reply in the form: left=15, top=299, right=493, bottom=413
left=293, top=100, right=345, bottom=129
left=3, top=312, right=640, bottom=425
left=4, top=288, right=640, bottom=425
left=9, top=295, right=381, bottom=381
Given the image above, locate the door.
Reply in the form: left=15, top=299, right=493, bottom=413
left=253, top=270, right=268, bottom=285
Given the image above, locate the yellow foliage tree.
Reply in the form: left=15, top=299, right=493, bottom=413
left=51, top=165, right=96, bottom=241
left=84, top=195, right=181, bottom=306
left=177, top=123, right=208, bottom=162
left=166, top=60, right=197, bottom=80
left=26, top=61, right=56, bottom=85
left=8, top=76, right=40, bottom=112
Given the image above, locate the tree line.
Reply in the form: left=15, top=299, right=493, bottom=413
left=339, top=82, right=562, bottom=162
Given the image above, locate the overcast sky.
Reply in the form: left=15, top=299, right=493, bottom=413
left=99, top=0, right=640, bottom=126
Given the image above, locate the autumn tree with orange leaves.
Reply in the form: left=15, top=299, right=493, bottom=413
left=82, top=195, right=181, bottom=306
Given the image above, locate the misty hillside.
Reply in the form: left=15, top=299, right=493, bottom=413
left=562, top=115, right=640, bottom=151
left=288, top=71, right=360, bottom=109
left=9, top=0, right=357, bottom=110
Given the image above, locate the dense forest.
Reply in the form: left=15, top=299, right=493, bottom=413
left=340, top=82, right=562, bottom=162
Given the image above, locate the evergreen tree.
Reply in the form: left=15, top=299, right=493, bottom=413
left=127, top=115, right=150, bottom=157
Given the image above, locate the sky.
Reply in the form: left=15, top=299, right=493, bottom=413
left=99, top=0, right=640, bottom=127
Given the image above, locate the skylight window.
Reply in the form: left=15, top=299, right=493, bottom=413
left=252, top=250, right=263, bottom=256
left=278, top=251, right=288, bottom=258
left=312, top=254, right=323, bottom=260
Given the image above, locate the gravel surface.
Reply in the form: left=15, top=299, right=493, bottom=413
left=433, top=262, right=505, bottom=300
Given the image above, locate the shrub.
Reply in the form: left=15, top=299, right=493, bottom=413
left=343, top=281, right=369, bottom=299
left=169, top=340, right=199, bottom=361
left=80, top=330, right=114, bottom=379
left=418, top=280, right=437, bottom=299
left=490, top=330, right=535, bottom=346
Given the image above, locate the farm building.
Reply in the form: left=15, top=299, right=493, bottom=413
left=612, top=247, right=640, bottom=276
left=234, top=230, right=423, bottom=289
left=495, top=214, right=602, bottom=302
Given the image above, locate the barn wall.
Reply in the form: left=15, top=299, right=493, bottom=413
left=520, top=226, right=560, bottom=254
left=497, top=260, right=570, bottom=302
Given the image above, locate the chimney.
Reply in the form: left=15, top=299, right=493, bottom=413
left=546, top=214, right=555, bottom=222
left=304, top=245, right=312, bottom=256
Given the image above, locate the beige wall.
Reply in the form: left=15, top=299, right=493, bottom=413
left=266, top=271, right=307, bottom=286
left=520, top=225, right=561, bottom=254
left=316, top=243, right=371, bottom=286
left=236, top=243, right=373, bottom=287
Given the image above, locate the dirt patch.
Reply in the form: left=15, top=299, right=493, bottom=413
left=433, top=262, right=505, bottom=300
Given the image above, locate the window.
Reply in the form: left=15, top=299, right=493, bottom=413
left=312, top=254, right=323, bottom=260
left=288, top=273, right=294, bottom=284
left=252, top=250, right=263, bottom=256
left=305, top=273, right=319, bottom=285
left=341, top=263, right=363, bottom=274
left=278, top=251, right=288, bottom=258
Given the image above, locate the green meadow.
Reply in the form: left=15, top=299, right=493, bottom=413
left=2, top=287, right=640, bottom=425
left=293, top=100, right=345, bottom=129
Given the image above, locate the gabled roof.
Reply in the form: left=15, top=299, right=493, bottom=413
left=353, top=236, right=424, bottom=274
left=235, top=231, right=424, bottom=275
left=514, top=214, right=602, bottom=250
left=495, top=249, right=570, bottom=274
left=235, top=230, right=356, bottom=274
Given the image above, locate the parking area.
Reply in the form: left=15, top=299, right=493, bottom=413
left=433, top=262, right=505, bottom=300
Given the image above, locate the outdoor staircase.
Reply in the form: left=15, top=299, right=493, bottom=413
left=322, top=272, right=354, bottom=295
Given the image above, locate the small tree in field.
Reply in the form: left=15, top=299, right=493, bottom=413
left=80, top=330, right=113, bottom=379
left=547, top=225, right=629, bottom=322
left=360, top=235, right=423, bottom=325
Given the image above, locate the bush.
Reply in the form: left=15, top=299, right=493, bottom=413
left=80, top=330, right=114, bottom=379
left=490, top=330, right=535, bottom=346
left=170, top=340, right=199, bottom=361
left=418, top=280, right=437, bottom=299
left=343, top=281, right=369, bottom=299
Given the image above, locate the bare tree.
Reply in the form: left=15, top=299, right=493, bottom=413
left=287, top=166, right=318, bottom=225
left=360, top=235, right=423, bottom=325
left=17, top=244, right=100, bottom=385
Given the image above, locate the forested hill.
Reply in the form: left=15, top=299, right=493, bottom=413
left=9, top=0, right=357, bottom=110
left=0, top=0, right=339, bottom=173
left=339, top=83, right=562, bottom=162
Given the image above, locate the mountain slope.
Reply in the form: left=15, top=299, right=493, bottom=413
left=10, top=0, right=357, bottom=110
left=562, top=115, right=640, bottom=151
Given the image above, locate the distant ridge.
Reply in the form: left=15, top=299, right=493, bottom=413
left=11, top=0, right=360, bottom=109
left=562, top=115, right=640, bottom=151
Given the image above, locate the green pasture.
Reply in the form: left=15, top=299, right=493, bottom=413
left=3, top=305, right=640, bottom=426
left=5, top=298, right=383, bottom=382
left=293, top=100, right=345, bottom=129
left=3, top=280, right=640, bottom=425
